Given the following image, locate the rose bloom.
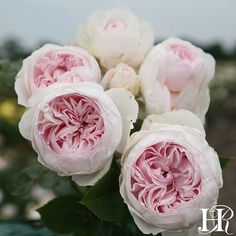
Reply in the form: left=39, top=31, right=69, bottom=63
left=120, top=110, right=223, bottom=235
left=19, top=82, right=138, bottom=186
left=77, top=8, right=154, bottom=69
left=15, top=44, right=101, bottom=107
left=140, top=38, right=215, bottom=121
left=102, top=63, right=140, bottom=96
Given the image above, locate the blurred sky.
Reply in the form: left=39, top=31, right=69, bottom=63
left=0, top=0, right=236, bottom=49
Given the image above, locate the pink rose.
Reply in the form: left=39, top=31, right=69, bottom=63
left=77, top=8, right=154, bottom=69
left=120, top=110, right=222, bottom=235
left=140, top=38, right=215, bottom=121
left=19, top=82, right=138, bottom=186
left=15, top=44, right=101, bottom=107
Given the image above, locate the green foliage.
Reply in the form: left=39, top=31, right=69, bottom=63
left=35, top=159, right=153, bottom=235
left=131, top=118, right=143, bottom=134
left=9, top=163, right=79, bottom=199
left=38, top=195, right=92, bottom=234
left=0, top=117, right=23, bottom=147
left=0, top=38, right=30, bottom=61
left=38, top=196, right=150, bottom=236
left=0, top=59, right=22, bottom=97
left=81, top=161, right=128, bottom=222
left=220, top=157, right=231, bottom=169
left=38, top=194, right=140, bottom=236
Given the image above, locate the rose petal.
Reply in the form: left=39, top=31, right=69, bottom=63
left=18, top=108, right=35, bottom=140
left=175, top=87, right=210, bottom=123
left=72, top=157, right=113, bottom=186
left=129, top=210, right=164, bottom=235
left=142, top=110, right=205, bottom=135
left=106, top=88, right=138, bottom=153
left=162, top=223, right=208, bottom=236
left=15, top=69, right=30, bottom=107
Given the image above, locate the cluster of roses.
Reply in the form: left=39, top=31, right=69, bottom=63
left=15, top=8, right=222, bottom=235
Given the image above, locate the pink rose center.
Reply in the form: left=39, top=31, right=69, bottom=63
left=131, top=142, right=201, bottom=213
left=33, top=52, right=88, bottom=88
left=164, top=44, right=197, bottom=92
left=103, top=19, right=128, bottom=31
left=37, top=94, right=104, bottom=154
left=169, top=44, right=196, bottom=62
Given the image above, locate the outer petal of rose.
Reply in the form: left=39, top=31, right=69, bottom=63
left=162, top=223, right=211, bottom=236
left=71, top=157, right=113, bottom=186
left=18, top=108, right=35, bottom=140
left=203, top=53, right=216, bottom=85
left=204, top=147, right=223, bottom=188
left=106, top=88, right=139, bottom=153
left=130, top=210, right=164, bottom=235
left=139, top=19, right=154, bottom=54
left=141, top=110, right=205, bottom=135
left=77, top=25, right=92, bottom=53
left=101, top=67, right=116, bottom=90
left=86, top=9, right=107, bottom=38
left=15, top=69, right=30, bottom=107
left=175, top=86, right=210, bottom=122
left=140, top=50, right=171, bottom=115
left=144, top=81, right=171, bottom=115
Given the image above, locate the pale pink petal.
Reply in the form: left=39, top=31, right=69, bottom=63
left=106, top=88, right=138, bottom=153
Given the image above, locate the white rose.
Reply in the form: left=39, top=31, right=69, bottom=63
left=19, top=82, right=138, bottom=186
left=77, top=8, right=154, bottom=69
left=140, top=38, right=215, bottom=121
left=102, top=63, right=140, bottom=96
left=120, top=110, right=223, bottom=235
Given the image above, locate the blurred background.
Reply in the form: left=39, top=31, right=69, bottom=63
left=0, top=0, right=235, bottom=235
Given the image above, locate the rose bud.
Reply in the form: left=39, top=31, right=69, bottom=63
left=120, top=110, right=223, bottom=235
left=15, top=44, right=101, bottom=107
left=19, top=82, right=138, bottom=186
left=77, top=8, right=154, bottom=69
left=140, top=38, right=215, bottom=122
left=102, top=63, right=140, bottom=96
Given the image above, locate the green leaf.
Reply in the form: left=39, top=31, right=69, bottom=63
left=38, top=195, right=92, bottom=234
left=220, top=156, right=231, bottom=168
left=81, top=161, right=128, bottom=222
left=9, top=163, right=80, bottom=198
left=73, top=220, right=105, bottom=236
